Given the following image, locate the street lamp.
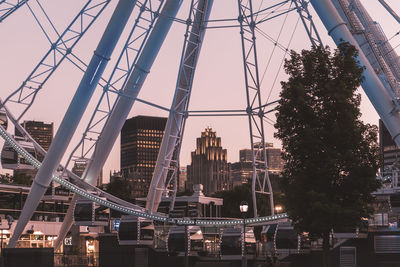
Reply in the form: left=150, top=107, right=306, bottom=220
left=275, top=205, right=283, bottom=214
left=240, top=201, right=248, bottom=267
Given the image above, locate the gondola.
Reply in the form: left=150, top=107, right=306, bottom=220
left=118, top=215, right=155, bottom=246
left=220, top=227, right=256, bottom=260
left=73, top=198, right=109, bottom=226
left=167, top=225, right=204, bottom=256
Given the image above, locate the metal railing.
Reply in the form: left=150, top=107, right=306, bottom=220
left=54, top=253, right=99, bottom=267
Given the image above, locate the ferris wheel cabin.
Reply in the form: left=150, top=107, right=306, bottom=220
left=117, top=215, right=155, bottom=246
left=167, top=225, right=204, bottom=256
left=220, top=227, right=256, bottom=260
left=73, top=198, right=109, bottom=226
left=1, top=136, right=37, bottom=170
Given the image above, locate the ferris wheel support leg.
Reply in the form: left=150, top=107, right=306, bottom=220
left=309, top=0, right=400, bottom=148
left=7, top=0, right=136, bottom=248
left=53, top=195, right=78, bottom=251
left=146, top=0, right=214, bottom=213
left=53, top=0, right=183, bottom=250
left=79, top=0, right=183, bottom=187
left=78, top=0, right=183, bottom=187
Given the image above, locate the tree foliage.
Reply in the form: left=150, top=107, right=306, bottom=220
left=104, top=178, right=133, bottom=202
left=274, top=43, right=380, bottom=265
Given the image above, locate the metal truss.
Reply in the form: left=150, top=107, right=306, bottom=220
left=146, top=0, right=213, bottom=213
left=64, top=0, right=165, bottom=173
left=292, top=0, right=323, bottom=47
left=378, top=0, right=400, bottom=24
left=238, top=0, right=275, bottom=217
left=0, top=0, right=27, bottom=22
left=1, top=0, right=110, bottom=121
left=254, top=0, right=296, bottom=25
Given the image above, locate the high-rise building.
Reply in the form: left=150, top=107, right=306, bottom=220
left=231, top=160, right=253, bottom=187
left=120, top=115, right=167, bottom=198
left=14, top=121, right=54, bottom=181
left=239, top=149, right=253, bottom=162
left=231, top=144, right=284, bottom=188
left=266, top=146, right=284, bottom=174
left=380, top=119, right=400, bottom=174
left=187, top=127, right=231, bottom=195
left=16, top=120, right=53, bottom=152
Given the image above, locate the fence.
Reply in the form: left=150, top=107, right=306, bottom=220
left=54, top=253, right=99, bottom=267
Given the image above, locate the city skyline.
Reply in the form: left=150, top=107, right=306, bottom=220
left=1, top=0, right=399, bottom=183
left=1, top=2, right=400, bottom=266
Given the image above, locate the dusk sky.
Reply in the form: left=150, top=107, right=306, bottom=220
left=1, top=0, right=400, bottom=182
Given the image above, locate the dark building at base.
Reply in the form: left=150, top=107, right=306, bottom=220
left=120, top=116, right=167, bottom=198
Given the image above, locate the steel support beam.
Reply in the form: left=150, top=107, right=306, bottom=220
left=146, top=0, right=214, bottom=213
left=0, top=0, right=28, bottom=23
left=81, top=0, right=182, bottom=191
left=292, top=0, right=323, bottom=47
left=8, top=0, right=135, bottom=248
left=238, top=0, right=275, bottom=217
left=54, top=0, right=182, bottom=250
left=378, top=0, right=400, bottom=25
left=309, top=0, right=400, bottom=147
left=65, top=0, right=165, bottom=170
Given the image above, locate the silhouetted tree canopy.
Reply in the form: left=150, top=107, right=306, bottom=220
left=274, top=43, right=381, bottom=267
left=105, top=178, right=132, bottom=202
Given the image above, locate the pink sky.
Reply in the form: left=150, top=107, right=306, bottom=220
left=1, top=0, right=400, bottom=182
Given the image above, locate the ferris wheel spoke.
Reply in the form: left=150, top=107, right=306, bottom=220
left=146, top=0, right=214, bottom=213
left=0, top=0, right=28, bottom=23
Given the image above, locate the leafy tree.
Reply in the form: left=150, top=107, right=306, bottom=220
left=105, top=178, right=133, bottom=202
left=104, top=177, right=134, bottom=218
left=274, top=43, right=380, bottom=267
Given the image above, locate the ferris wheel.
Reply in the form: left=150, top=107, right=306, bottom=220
left=1, top=0, right=400, bottom=251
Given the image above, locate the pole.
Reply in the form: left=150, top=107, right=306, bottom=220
left=242, top=216, right=247, bottom=267
left=1, top=229, right=3, bottom=256
left=185, top=225, right=189, bottom=267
